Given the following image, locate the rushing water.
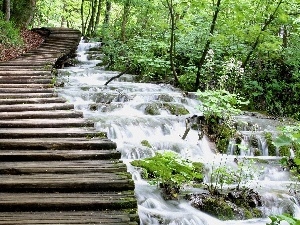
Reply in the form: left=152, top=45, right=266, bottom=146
left=56, top=41, right=300, bottom=225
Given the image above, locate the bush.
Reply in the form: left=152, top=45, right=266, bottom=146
left=0, top=14, right=22, bottom=46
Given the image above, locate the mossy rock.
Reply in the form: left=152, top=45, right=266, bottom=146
left=187, top=191, right=263, bottom=220
left=162, top=103, right=189, bottom=115
left=141, top=140, right=152, bottom=148
left=249, top=135, right=259, bottom=148
left=145, top=103, right=160, bottom=115
left=264, top=132, right=277, bottom=156
left=157, top=94, right=174, bottom=102
left=279, top=146, right=290, bottom=157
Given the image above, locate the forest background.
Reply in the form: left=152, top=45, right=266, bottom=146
left=0, top=0, right=300, bottom=120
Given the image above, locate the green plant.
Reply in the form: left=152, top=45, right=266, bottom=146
left=267, top=214, right=300, bottom=225
left=208, top=157, right=258, bottom=193
left=273, top=123, right=300, bottom=180
left=196, top=89, right=249, bottom=153
left=0, top=16, right=22, bottom=46
left=131, top=151, right=204, bottom=198
left=141, top=140, right=152, bottom=148
left=196, top=89, right=249, bottom=120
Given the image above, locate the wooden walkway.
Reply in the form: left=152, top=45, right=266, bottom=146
left=0, top=28, right=138, bottom=224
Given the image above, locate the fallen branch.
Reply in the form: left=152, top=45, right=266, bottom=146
left=104, top=67, right=131, bottom=85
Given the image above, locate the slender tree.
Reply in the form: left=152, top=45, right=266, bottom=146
left=165, top=0, right=179, bottom=85
left=2, top=0, right=10, bottom=21
left=195, top=0, right=222, bottom=91
left=241, top=0, right=284, bottom=68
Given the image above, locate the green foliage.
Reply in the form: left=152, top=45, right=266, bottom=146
left=267, top=214, right=300, bottom=225
left=131, top=151, right=204, bottom=196
left=208, top=157, right=258, bottom=193
left=273, top=123, right=300, bottom=180
left=141, top=140, right=152, bottom=148
left=265, top=132, right=277, bottom=156
left=196, top=89, right=248, bottom=153
left=29, top=0, right=300, bottom=119
left=0, top=15, right=22, bottom=46
left=196, top=89, right=249, bottom=119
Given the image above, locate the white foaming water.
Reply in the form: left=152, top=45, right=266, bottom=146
left=56, top=41, right=300, bottom=225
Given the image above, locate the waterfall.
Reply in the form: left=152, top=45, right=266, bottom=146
left=56, top=41, right=300, bottom=225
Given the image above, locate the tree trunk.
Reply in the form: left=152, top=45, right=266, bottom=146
left=93, top=0, right=103, bottom=35
left=87, top=0, right=97, bottom=36
left=103, top=0, right=111, bottom=26
left=241, top=0, right=283, bottom=68
left=194, top=0, right=221, bottom=91
left=3, top=0, right=10, bottom=21
left=81, top=0, right=85, bottom=35
left=120, top=0, right=130, bottom=42
left=166, top=0, right=179, bottom=85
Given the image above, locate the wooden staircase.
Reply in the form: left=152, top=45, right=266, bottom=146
left=0, top=28, right=138, bottom=224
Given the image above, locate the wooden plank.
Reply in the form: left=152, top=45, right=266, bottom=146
left=0, top=118, right=94, bottom=128
left=0, top=173, right=134, bottom=191
left=0, top=149, right=121, bottom=161
left=0, top=110, right=82, bottom=119
left=0, top=127, right=100, bottom=138
left=0, top=211, right=138, bottom=225
left=0, top=192, right=137, bottom=211
left=0, top=71, right=51, bottom=76
left=0, top=78, right=53, bottom=84
left=0, top=84, right=51, bottom=88
left=0, top=137, right=117, bottom=150
left=0, top=93, right=58, bottom=99
left=0, top=160, right=127, bottom=174
left=0, top=88, right=54, bottom=93
left=0, top=103, right=74, bottom=112
left=0, top=97, right=66, bottom=105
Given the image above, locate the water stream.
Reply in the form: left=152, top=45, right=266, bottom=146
left=56, top=41, right=300, bottom=225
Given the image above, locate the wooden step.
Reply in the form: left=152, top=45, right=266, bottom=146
left=0, top=71, right=51, bottom=76
left=0, top=97, right=66, bottom=105
left=0, top=138, right=117, bottom=150
left=0, top=78, right=52, bottom=84
left=0, top=128, right=101, bottom=138
left=0, top=211, right=138, bottom=225
left=0, top=103, right=74, bottom=112
left=0, top=149, right=121, bottom=161
left=0, top=118, right=94, bottom=128
left=0, top=83, right=52, bottom=88
left=0, top=93, right=58, bottom=99
left=0, top=192, right=137, bottom=211
left=0, top=110, right=83, bottom=119
left=0, top=88, right=54, bottom=93
left=0, top=160, right=127, bottom=174
left=0, top=172, right=134, bottom=192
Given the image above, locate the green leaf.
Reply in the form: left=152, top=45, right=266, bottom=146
left=273, top=135, right=293, bottom=147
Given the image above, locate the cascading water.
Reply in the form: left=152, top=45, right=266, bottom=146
left=56, top=41, right=300, bottom=225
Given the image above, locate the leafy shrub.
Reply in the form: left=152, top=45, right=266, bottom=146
left=0, top=14, right=22, bottom=46
left=267, top=214, right=300, bottom=225
left=273, top=123, right=300, bottom=180
left=196, top=89, right=249, bottom=153
left=131, top=151, right=204, bottom=199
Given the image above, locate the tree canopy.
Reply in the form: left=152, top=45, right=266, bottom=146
left=1, top=0, right=300, bottom=119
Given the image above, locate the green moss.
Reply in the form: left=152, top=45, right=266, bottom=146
left=264, top=132, right=277, bottom=156
left=279, top=146, right=290, bottom=157
left=157, top=94, right=174, bottom=102
left=145, top=103, right=160, bottom=115
left=131, top=151, right=204, bottom=198
left=202, top=197, right=234, bottom=220
left=86, top=132, right=107, bottom=139
left=81, top=86, right=90, bottom=91
left=163, top=103, right=189, bottom=115
left=141, top=140, right=152, bottom=148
